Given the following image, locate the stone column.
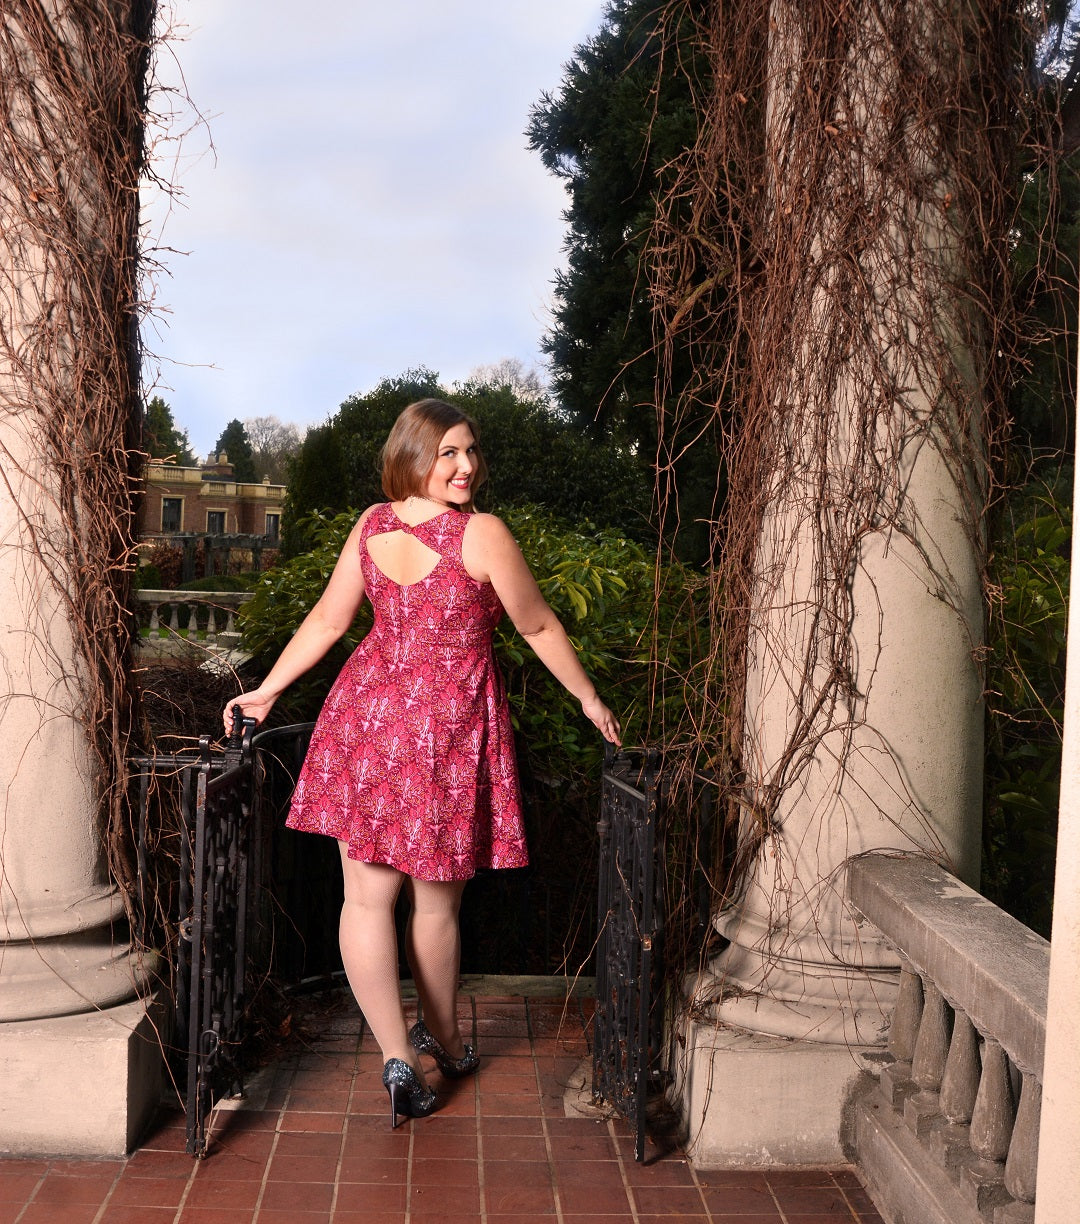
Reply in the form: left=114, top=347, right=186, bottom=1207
left=1033, top=355, right=1080, bottom=1223
left=674, top=0, right=987, bottom=1165
left=0, top=0, right=163, bottom=1156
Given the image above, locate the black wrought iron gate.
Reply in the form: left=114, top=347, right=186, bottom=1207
left=592, top=748, right=663, bottom=1162
left=133, top=713, right=256, bottom=1156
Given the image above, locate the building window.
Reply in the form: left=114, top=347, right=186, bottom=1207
left=161, top=497, right=182, bottom=533
left=206, top=510, right=226, bottom=534
left=265, top=513, right=281, bottom=541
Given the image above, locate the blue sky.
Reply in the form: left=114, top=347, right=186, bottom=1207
left=141, top=1, right=607, bottom=459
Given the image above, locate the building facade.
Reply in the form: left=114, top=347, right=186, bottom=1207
left=139, top=454, right=286, bottom=542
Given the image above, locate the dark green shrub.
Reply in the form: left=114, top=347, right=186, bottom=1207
left=982, top=470, right=1070, bottom=936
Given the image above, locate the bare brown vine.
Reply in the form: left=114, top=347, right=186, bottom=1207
left=643, top=0, right=1061, bottom=983
left=0, top=0, right=156, bottom=905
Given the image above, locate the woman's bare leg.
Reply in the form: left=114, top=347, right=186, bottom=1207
left=337, top=847, right=425, bottom=1080
left=405, top=876, right=468, bottom=1058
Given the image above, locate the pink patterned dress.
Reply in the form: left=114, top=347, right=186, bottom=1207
left=285, top=503, right=527, bottom=881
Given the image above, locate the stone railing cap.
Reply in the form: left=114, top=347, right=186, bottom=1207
left=848, top=852, right=1049, bottom=1077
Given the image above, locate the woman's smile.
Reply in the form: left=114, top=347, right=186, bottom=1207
left=426, top=423, right=478, bottom=505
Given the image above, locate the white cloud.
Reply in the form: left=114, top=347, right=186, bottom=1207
left=143, top=1, right=606, bottom=454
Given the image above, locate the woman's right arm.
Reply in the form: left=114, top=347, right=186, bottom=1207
left=462, top=513, right=622, bottom=745
left=223, top=509, right=372, bottom=731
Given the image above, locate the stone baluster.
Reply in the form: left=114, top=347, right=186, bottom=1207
left=939, top=1008, right=980, bottom=1123
left=1001, top=1074, right=1040, bottom=1216
left=168, top=600, right=180, bottom=633
left=889, top=965, right=923, bottom=1062
left=205, top=603, right=218, bottom=640
left=911, top=980, right=950, bottom=1091
left=904, top=978, right=951, bottom=1135
left=880, top=965, right=922, bottom=1107
left=959, top=1036, right=1014, bottom=1217
left=971, top=1037, right=1015, bottom=1162
left=148, top=600, right=162, bottom=635
left=224, top=605, right=237, bottom=635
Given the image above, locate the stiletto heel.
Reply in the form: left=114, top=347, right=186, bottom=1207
left=382, top=1058, right=436, bottom=1128
left=409, top=1018, right=480, bottom=1078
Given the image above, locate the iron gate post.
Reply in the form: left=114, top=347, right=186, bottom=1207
left=592, top=747, right=663, bottom=1161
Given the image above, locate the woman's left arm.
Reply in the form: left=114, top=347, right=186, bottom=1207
left=462, top=514, right=622, bottom=745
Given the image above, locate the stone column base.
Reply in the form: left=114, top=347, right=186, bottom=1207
left=670, top=1015, right=884, bottom=1167
left=0, top=992, right=167, bottom=1157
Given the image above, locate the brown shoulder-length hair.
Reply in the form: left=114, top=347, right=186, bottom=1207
left=380, top=398, right=488, bottom=509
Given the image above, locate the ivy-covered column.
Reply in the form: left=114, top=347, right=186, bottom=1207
left=661, top=0, right=1008, bottom=1165
left=0, top=0, right=162, bottom=1155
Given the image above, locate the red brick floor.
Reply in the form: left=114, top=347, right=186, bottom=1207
left=0, top=985, right=885, bottom=1222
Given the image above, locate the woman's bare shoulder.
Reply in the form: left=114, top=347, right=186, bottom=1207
left=463, top=512, right=520, bottom=553
left=465, top=510, right=511, bottom=536
left=352, top=503, right=383, bottom=530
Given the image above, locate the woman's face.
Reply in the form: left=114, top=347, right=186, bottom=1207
left=424, top=423, right=478, bottom=506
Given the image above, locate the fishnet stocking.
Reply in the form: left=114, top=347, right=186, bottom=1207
left=406, top=878, right=468, bottom=1059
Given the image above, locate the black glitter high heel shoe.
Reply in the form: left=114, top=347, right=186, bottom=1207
left=408, top=1018, right=480, bottom=1078
left=382, top=1058, right=436, bottom=1128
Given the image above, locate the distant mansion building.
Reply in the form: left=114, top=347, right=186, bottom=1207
left=138, top=453, right=286, bottom=581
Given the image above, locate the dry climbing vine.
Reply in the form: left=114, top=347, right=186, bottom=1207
left=641, top=0, right=1066, bottom=985
left=0, top=0, right=156, bottom=906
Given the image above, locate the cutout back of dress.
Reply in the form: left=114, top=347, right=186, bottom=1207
left=366, top=528, right=442, bottom=588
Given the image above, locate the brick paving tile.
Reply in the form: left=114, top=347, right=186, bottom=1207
left=260, top=1176, right=336, bottom=1212
left=0, top=1171, right=44, bottom=1201
left=699, top=1213, right=784, bottom=1223
left=635, top=1184, right=715, bottom=1214
left=122, top=1148, right=196, bottom=1178
left=480, top=1133, right=548, bottom=1159
left=15, top=1204, right=101, bottom=1224
left=767, top=1166, right=844, bottom=1185
left=483, top=1158, right=555, bottom=1188
left=109, top=1173, right=190, bottom=1206
left=272, top=1131, right=343, bottom=1158
left=99, top=1207, right=179, bottom=1224
left=407, top=1182, right=482, bottom=1214
left=0, top=983, right=887, bottom=1224
left=182, top=1175, right=262, bottom=1210
left=409, top=1133, right=478, bottom=1160
left=408, top=1155, right=481, bottom=1187
left=784, top=1215, right=867, bottom=1224
left=257, top=1211, right=332, bottom=1224
left=192, top=1151, right=269, bottom=1180
left=333, top=1181, right=409, bottom=1212
left=485, top=1184, right=558, bottom=1214
left=699, top=1181, right=782, bottom=1213
left=621, top=1156, right=698, bottom=1186
left=337, top=1154, right=409, bottom=1183
left=177, top=1209, right=259, bottom=1224
left=772, top=1184, right=864, bottom=1213
left=28, top=1171, right=118, bottom=1205
left=552, top=1156, right=626, bottom=1186
left=278, top=1110, right=347, bottom=1134
left=330, top=1213, right=409, bottom=1224
left=558, top=1182, right=634, bottom=1214
left=266, top=1153, right=341, bottom=1182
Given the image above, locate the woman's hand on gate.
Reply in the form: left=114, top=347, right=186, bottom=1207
left=223, top=687, right=276, bottom=734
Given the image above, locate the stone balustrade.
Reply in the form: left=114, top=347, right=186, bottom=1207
left=136, top=589, right=253, bottom=652
left=133, top=589, right=251, bottom=665
left=848, top=853, right=1048, bottom=1224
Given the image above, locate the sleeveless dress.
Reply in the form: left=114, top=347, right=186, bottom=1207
left=284, top=502, right=527, bottom=881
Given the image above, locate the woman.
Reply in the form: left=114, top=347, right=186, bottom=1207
left=226, top=398, right=621, bottom=1127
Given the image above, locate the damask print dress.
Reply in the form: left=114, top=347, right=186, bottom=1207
left=284, top=502, right=527, bottom=881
